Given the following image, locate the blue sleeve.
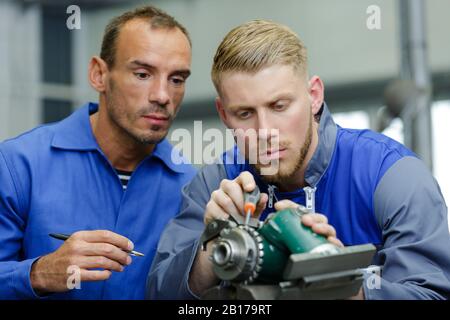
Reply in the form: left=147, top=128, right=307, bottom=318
left=146, top=163, right=226, bottom=299
left=0, top=149, right=41, bottom=299
left=366, top=156, right=450, bottom=299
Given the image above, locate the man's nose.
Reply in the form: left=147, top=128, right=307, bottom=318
left=148, top=77, right=170, bottom=107
left=257, top=112, right=271, bottom=137
left=257, top=111, right=279, bottom=142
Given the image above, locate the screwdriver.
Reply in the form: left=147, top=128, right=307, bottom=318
left=244, top=185, right=261, bottom=226
left=49, top=233, right=145, bottom=257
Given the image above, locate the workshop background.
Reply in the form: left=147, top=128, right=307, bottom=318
left=1, top=0, right=449, bottom=229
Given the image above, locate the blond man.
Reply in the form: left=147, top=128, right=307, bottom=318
left=148, top=20, right=450, bottom=299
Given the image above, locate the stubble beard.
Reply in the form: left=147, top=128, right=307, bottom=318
left=105, top=79, right=172, bottom=145
left=254, top=113, right=313, bottom=186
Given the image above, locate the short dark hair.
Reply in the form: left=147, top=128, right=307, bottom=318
left=100, top=5, right=191, bottom=68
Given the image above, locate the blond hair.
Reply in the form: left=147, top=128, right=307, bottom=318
left=211, top=20, right=308, bottom=92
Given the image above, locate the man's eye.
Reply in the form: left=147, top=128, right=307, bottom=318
left=238, top=111, right=251, bottom=119
left=135, top=73, right=150, bottom=80
left=273, top=103, right=286, bottom=111
left=171, top=77, right=186, bottom=86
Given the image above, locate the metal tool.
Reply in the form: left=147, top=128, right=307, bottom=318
left=244, top=186, right=261, bottom=226
left=49, top=233, right=145, bottom=257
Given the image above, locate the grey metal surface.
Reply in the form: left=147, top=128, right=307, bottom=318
left=202, top=275, right=364, bottom=300
left=283, top=244, right=376, bottom=279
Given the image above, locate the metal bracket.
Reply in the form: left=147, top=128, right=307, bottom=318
left=200, top=219, right=235, bottom=251
left=228, top=211, right=261, bottom=228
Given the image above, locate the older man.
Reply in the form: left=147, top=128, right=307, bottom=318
left=0, top=6, right=195, bottom=299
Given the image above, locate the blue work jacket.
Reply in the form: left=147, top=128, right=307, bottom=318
left=148, top=103, right=450, bottom=300
left=0, top=102, right=196, bottom=299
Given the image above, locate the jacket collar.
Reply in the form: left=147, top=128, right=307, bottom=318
left=51, top=102, right=99, bottom=151
left=304, top=101, right=337, bottom=187
left=51, top=102, right=186, bottom=173
left=152, top=138, right=189, bottom=173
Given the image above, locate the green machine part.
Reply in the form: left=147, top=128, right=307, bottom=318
left=257, top=208, right=339, bottom=282
left=203, top=205, right=377, bottom=299
left=207, top=206, right=341, bottom=284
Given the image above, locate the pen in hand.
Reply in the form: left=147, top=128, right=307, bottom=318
left=49, top=233, right=145, bottom=257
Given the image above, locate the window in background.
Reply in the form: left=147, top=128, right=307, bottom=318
left=333, top=101, right=450, bottom=231
left=332, top=111, right=370, bottom=129
left=42, top=98, right=72, bottom=124
left=40, top=5, right=74, bottom=123
left=431, top=100, right=450, bottom=219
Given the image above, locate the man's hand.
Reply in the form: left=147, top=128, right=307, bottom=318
left=274, top=199, right=344, bottom=247
left=204, top=171, right=268, bottom=225
left=30, top=230, right=133, bottom=294
left=190, top=171, right=268, bottom=296
left=193, top=176, right=342, bottom=297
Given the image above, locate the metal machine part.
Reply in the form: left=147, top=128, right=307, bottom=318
left=200, top=205, right=377, bottom=299
left=210, top=225, right=264, bottom=283
left=202, top=205, right=343, bottom=284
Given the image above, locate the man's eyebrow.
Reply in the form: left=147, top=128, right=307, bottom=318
left=267, top=93, right=295, bottom=105
left=173, top=69, right=191, bottom=78
left=227, top=104, right=252, bottom=111
left=226, top=95, right=294, bottom=111
left=128, top=60, right=191, bottom=78
left=128, top=60, right=154, bottom=69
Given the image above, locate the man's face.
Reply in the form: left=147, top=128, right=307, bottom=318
left=104, top=19, right=191, bottom=145
left=217, top=64, right=317, bottom=185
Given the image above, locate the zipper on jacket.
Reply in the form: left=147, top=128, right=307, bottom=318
left=267, top=185, right=278, bottom=208
left=303, top=186, right=317, bottom=213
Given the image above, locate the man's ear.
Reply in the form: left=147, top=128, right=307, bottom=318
left=308, top=75, right=325, bottom=116
left=88, top=56, right=109, bottom=93
left=215, top=97, right=231, bottom=128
